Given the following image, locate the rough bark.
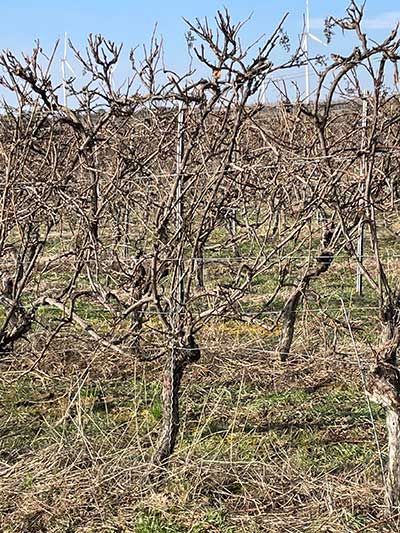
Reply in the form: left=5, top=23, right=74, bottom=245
left=153, top=334, right=200, bottom=465
left=387, top=408, right=400, bottom=509
left=195, top=257, right=205, bottom=289
left=276, top=288, right=302, bottom=362
left=153, top=351, right=184, bottom=465
left=277, top=251, right=333, bottom=362
left=367, top=303, right=400, bottom=512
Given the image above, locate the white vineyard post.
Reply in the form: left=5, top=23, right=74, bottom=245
left=176, top=100, right=186, bottom=308
left=356, top=90, right=369, bottom=296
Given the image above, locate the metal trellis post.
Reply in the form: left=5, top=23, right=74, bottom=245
left=356, top=90, right=368, bottom=296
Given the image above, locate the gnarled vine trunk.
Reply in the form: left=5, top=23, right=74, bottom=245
left=152, top=334, right=200, bottom=465
left=276, top=250, right=333, bottom=362
left=387, top=408, right=400, bottom=509
left=276, top=288, right=302, bottom=362
left=368, top=302, right=400, bottom=512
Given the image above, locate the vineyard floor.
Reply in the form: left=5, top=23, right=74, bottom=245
left=0, top=324, right=397, bottom=533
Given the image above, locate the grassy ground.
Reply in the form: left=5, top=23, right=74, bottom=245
left=0, top=319, right=397, bottom=533
left=1, top=235, right=400, bottom=532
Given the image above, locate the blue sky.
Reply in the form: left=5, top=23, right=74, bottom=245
left=1, top=1, right=400, bottom=100
left=3, top=1, right=400, bottom=65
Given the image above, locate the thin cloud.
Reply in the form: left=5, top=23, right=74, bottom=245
left=363, top=11, right=400, bottom=29
left=310, top=11, right=400, bottom=31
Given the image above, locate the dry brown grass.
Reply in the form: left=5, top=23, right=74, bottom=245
left=0, top=314, right=398, bottom=533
